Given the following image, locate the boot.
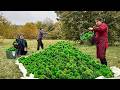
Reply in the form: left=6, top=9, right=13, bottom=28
left=103, top=58, right=107, bottom=66
left=100, top=58, right=107, bottom=66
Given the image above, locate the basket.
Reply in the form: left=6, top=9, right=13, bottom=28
left=80, top=31, right=94, bottom=41
left=6, top=51, right=17, bottom=59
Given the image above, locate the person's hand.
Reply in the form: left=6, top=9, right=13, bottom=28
left=24, top=47, right=27, bottom=51
left=93, top=26, right=99, bottom=29
left=93, top=26, right=96, bottom=28
left=88, top=27, right=93, bottom=31
left=94, top=26, right=99, bottom=29
left=88, top=27, right=93, bottom=30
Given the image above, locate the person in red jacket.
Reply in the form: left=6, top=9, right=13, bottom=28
left=89, top=18, right=108, bottom=66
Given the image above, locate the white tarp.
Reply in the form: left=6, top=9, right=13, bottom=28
left=110, top=66, right=120, bottom=77
left=96, top=66, right=120, bottom=79
left=15, top=59, right=38, bottom=79
left=15, top=58, right=120, bottom=79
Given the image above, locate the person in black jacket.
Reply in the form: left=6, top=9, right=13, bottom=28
left=13, top=34, right=27, bottom=57
left=19, top=34, right=27, bottom=55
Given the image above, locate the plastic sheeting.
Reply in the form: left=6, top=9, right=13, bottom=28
left=15, top=58, right=120, bottom=79
left=96, top=66, right=120, bottom=79
left=15, top=59, right=38, bottom=79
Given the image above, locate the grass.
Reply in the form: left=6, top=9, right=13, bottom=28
left=0, top=39, right=120, bottom=79
left=0, top=39, right=22, bottom=79
left=0, top=39, right=63, bottom=79
left=75, top=44, right=120, bottom=68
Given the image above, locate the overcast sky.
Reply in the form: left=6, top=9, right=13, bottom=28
left=0, top=11, right=58, bottom=25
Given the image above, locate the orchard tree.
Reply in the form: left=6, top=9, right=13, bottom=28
left=48, top=22, right=63, bottom=39
left=55, top=11, right=120, bottom=44
left=19, top=22, right=38, bottom=39
left=0, top=14, right=12, bottom=38
left=36, top=21, right=42, bottom=29
left=42, top=17, right=54, bottom=32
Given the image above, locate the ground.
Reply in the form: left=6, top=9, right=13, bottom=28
left=0, top=39, right=120, bottom=79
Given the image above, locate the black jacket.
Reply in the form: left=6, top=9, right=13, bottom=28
left=13, top=39, right=27, bottom=50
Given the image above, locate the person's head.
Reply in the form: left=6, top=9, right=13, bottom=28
left=95, top=18, right=103, bottom=26
left=19, top=34, right=24, bottom=39
left=40, top=28, right=44, bottom=31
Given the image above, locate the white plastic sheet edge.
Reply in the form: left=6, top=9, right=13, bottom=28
left=15, top=57, right=38, bottom=79
left=96, top=66, right=120, bottom=79
left=15, top=56, right=120, bottom=79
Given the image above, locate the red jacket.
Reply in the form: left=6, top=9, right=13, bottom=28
left=94, top=23, right=109, bottom=48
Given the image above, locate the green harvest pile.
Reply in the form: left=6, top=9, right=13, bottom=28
left=18, top=41, right=113, bottom=79
left=80, top=31, right=94, bottom=41
left=6, top=47, right=17, bottom=51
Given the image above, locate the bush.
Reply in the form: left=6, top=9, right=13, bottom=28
left=18, top=41, right=113, bottom=79
left=113, top=41, right=120, bottom=46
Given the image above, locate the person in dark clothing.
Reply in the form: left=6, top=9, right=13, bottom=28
left=37, top=28, right=47, bottom=50
left=13, top=34, right=28, bottom=57
left=19, top=34, right=27, bottom=55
